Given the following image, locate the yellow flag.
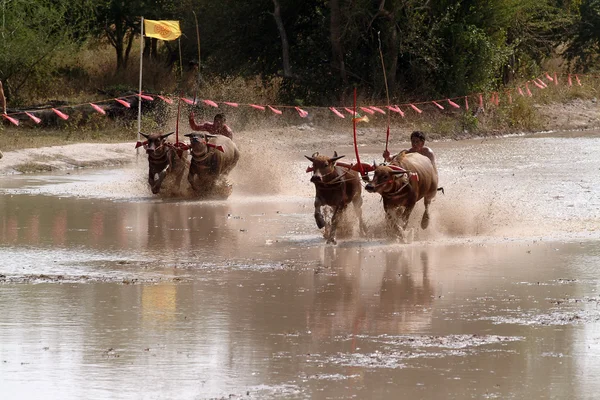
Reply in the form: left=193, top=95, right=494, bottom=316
left=144, top=20, right=181, bottom=41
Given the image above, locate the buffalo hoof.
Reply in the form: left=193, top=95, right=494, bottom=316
left=315, top=214, right=326, bottom=229
left=326, top=237, right=337, bottom=245
left=421, top=212, right=430, bottom=230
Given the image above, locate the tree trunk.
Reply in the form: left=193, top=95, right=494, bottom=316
left=330, top=0, right=347, bottom=84
left=387, top=19, right=399, bottom=93
left=123, top=30, right=135, bottom=69
left=271, top=0, right=293, bottom=78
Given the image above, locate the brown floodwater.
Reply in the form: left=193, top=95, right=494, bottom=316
left=1, top=131, right=600, bottom=399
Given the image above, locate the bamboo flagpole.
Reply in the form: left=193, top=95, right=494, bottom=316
left=137, top=19, right=182, bottom=152
left=137, top=17, right=145, bottom=156
left=377, top=31, right=392, bottom=156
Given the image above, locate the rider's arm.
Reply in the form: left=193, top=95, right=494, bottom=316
left=189, top=113, right=209, bottom=131
left=223, top=125, right=234, bottom=140
left=423, top=147, right=436, bottom=165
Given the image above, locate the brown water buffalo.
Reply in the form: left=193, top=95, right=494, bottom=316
left=184, top=132, right=240, bottom=197
left=140, top=131, right=185, bottom=194
left=305, top=152, right=368, bottom=245
left=365, top=151, right=438, bottom=241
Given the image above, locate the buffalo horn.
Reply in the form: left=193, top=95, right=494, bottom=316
left=304, top=155, right=315, bottom=162
left=160, top=131, right=175, bottom=139
left=139, top=132, right=150, bottom=139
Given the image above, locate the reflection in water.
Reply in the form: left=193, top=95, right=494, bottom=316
left=142, top=283, right=178, bottom=324
left=310, top=247, right=435, bottom=343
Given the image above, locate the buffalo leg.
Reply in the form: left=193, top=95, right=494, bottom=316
left=352, top=196, right=368, bottom=236
left=148, top=172, right=159, bottom=194
left=421, top=198, right=432, bottom=229
left=188, top=168, right=201, bottom=192
left=314, top=198, right=326, bottom=229
left=328, top=205, right=345, bottom=245
left=400, top=204, right=415, bottom=230
left=149, top=165, right=168, bottom=194
left=384, top=207, right=403, bottom=239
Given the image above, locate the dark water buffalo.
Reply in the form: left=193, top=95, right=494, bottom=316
left=305, top=152, right=368, bottom=245
left=365, top=151, right=438, bottom=241
left=140, top=131, right=185, bottom=194
left=184, top=133, right=239, bottom=197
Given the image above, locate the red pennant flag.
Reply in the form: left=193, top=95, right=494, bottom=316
left=115, top=98, right=131, bottom=108
left=295, top=106, right=308, bottom=118
left=369, top=106, right=386, bottom=114
left=52, top=108, right=69, bottom=120
left=25, top=112, right=41, bottom=124
left=507, top=91, right=512, bottom=104
left=268, top=105, right=282, bottom=115
left=545, top=72, right=554, bottom=82
left=203, top=99, right=219, bottom=108
left=359, top=107, right=375, bottom=115
left=533, top=80, right=544, bottom=89
left=554, top=72, right=558, bottom=85
left=223, top=102, right=239, bottom=107
left=250, top=104, right=265, bottom=111
left=537, top=78, right=548, bottom=88
left=181, top=98, right=194, bottom=105
left=432, top=101, right=444, bottom=110
left=575, top=75, right=581, bottom=86
left=464, top=96, right=469, bottom=110
left=387, top=106, right=404, bottom=117
left=329, top=107, right=345, bottom=118
left=344, top=107, right=355, bottom=116
left=157, top=95, right=173, bottom=104
left=568, top=74, right=573, bottom=87
left=447, top=99, right=460, bottom=108
left=90, top=103, right=106, bottom=115
left=525, top=82, right=532, bottom=96
left=518, top=87, right=524, bottom=96
left=2, top=114, right=19, bottom=126
left=409, top=104, right=422, bottom=113
left=139, top=94, right=154, bottom=101
left=479, top=94, right=484, bottom=108
left=207, top=143, right=225, bottom=152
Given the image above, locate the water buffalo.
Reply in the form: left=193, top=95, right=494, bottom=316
left=139, top=131, right=186, bottom=194
left=365, top=151, right=438, bottom=241
left=305, top=152, right=368, bottom=245
left=184, top=132, right=240, bottom=197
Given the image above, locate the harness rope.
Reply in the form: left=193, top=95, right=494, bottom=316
left=311, top=166, right=355, bottom=186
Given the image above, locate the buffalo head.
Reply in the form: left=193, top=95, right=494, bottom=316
left=305, top=151, right=344, bottom=183
left=140, top=131, right=174, bottom=154
left=365, top=165, right=409, bottom=194
left=185, top=132, right=217, bottom=154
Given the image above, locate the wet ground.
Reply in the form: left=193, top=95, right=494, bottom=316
left=1, top=130, right=600, bottom=399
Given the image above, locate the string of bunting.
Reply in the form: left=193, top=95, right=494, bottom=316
left=0, top=72, right=588, bottom=127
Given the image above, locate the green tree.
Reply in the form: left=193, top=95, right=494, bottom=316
left=563, top=0, right=600, bottom=71
left=0, top=0, right=95, bottom=102
left=93, top=0, right=144, bottom=71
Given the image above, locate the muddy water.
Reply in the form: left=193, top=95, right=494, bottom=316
left=1, top=131, right=600, bottom=399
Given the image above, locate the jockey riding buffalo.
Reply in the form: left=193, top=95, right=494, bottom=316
left=184, top=132, right=239, bottom=198
left=365, top=151, right=438, bottom=242
left=305, top=151, right=368, bottom=245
